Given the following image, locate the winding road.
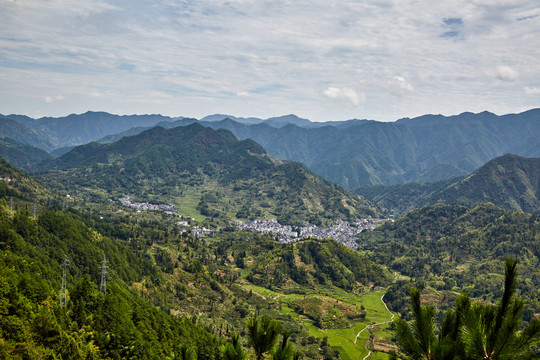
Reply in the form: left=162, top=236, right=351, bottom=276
left=354, top=293, right=395, bottom=360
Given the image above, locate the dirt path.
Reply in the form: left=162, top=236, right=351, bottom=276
left=354, top=293, right=395, bottom=360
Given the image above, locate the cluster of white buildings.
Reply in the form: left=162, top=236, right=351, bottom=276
left=118, top=196, right=176, bottom=212
left=232, top=218, right=377, bottom=249
left=191, top=226, right=215, bottom=238
left=232, top=219, right=298, bottom=241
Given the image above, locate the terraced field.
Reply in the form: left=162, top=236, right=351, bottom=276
left=242, top=285, right=396, bottom=359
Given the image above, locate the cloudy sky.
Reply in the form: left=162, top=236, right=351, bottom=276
left=1, top=0, right=539, bottom=121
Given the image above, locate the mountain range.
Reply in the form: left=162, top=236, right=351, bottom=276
left=3, top=109, right=540, bottom=190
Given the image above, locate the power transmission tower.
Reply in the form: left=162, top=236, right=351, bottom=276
left=60, top=255, right=70, bottom=307
left=33, top=202, right=36, bottom=218
left=9, top=197, right=13, bottom=216
left=100, top=255, right=108, bottom=294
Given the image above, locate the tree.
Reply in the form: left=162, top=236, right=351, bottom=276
left=272, top=331, right=294, bottom=360
left=220, top=333, right=246, bottom=360
left=394, top=259, right=540, bottom=360
left=177, top=344, right=197, bottom=360
left=246, top=316, right=281, bottom=360
left=459, top=259, right=540, bottom=359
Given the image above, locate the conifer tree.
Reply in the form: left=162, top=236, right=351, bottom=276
left=394, top=259, right=540, bottom=359
left=246, top=316, right=281, bottom=360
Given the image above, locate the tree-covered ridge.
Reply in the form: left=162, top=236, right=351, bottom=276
left=0, top=205, right=221, bottom=359
left=0, top=155, right=52, bottom=202
left=0, top=137, right=52, bottom=171
left=195, top=109, right=540, bottom=188
left=38, top=123, right=374, bottom=224
left=357, top=154, right=540, bottom=215
left=357, top=203, right=540, bottom=318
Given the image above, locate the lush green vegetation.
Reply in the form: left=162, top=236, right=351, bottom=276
left=37, top=124, right=374, bottom=225
left=357, top=203, right=540, bottom=321
left=196, top=109, right=540, bottom=188
left=0, top=205, right=221, bottom=359
left=393, top=259, right=540, bottom=359
left=357, top=154, right=540, bottom=215
left=0, top=137, right=52, bottom=171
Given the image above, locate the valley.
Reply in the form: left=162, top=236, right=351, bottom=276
left=1, top=110, right=539, bottom=359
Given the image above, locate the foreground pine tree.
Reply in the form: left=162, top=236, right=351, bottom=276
left=394, top=259, right=540, bottom=359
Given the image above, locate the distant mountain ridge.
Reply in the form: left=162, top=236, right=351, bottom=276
left=95, top=109, right=540, bottom=189
left=358, top=154, right=540, bottom=214
left=4, top=108, right=540, bottom=189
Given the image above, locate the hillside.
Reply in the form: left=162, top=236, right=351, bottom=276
left=0, top=162, right=393, bottom=360
left=358, top=154, right=540, bottom=214
left=0, top=137, right=52, bottom=171
left=6, top=109, right=540, bottom=188
left=356, top=203, right=540, bottom=317
left=0, top=155, right=53, bottom=203
left=0, top=117, right=57, bottom=151
left=205, top=109, right=540, bottom=188
left=38, top=123, right=374, bottom=224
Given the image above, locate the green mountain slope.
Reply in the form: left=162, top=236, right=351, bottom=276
left=436, top=154, right=540, bottom=212
left=357, top=203, right=540, bottom=317
left=358, top=154, right=540, bottom=214
left=0, top=137, right=52, bottom=171
left=39, top=123, right=374, bottom=224
left=6, top=109, right=540, bottom=188
left=0, top=158, right=393, bottom=359
left=0, top=205, right=223, bottom=359
left=0, top=155, right=52, bottom=202
left=0, top=117, right=57, bottom=151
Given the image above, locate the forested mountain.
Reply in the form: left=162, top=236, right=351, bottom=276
left=0, top=154, right=391, bottom=359
left=97, top=109, right=540, bottom=189
left=0, top=137, right=52, bottom=171
left=0, top=117, right=57, bottom=151
left=4, top=109, right=540, bottom=189
left=206, top=109, right=540, bottom=188
left=0, top=203, right=224, bottom=359
left=356, top=203, right=540, bottom=318
left=38, top=123, right=374, bottom=224
left=0, top=155, right=52, bottom=202
left=358, top=154, right=540, bottom=214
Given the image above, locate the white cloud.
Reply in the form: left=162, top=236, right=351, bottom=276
left=236, top=91, right=251, bottom=97
left=324, top=87, right=365, bottom=106
left=386, top=76, right=414, bottom=96
left=524, top=86, right=540, bottom=94
left=495, top=66, right=520, bottom=81
left=44, top=95, right=65, bottom=103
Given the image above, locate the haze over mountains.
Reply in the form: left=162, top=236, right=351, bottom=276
left=3, top=108, right=540, bottom=190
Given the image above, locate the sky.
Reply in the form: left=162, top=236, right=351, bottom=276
left=1, top=0, right=539, bottom=122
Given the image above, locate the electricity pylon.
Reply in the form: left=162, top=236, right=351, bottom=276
left=100, top=255, right=108, bottom=294
left=60, top=255, right=70, bottom=307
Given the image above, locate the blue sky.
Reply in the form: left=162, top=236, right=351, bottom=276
left=1, top=0, right=539, bottom=121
